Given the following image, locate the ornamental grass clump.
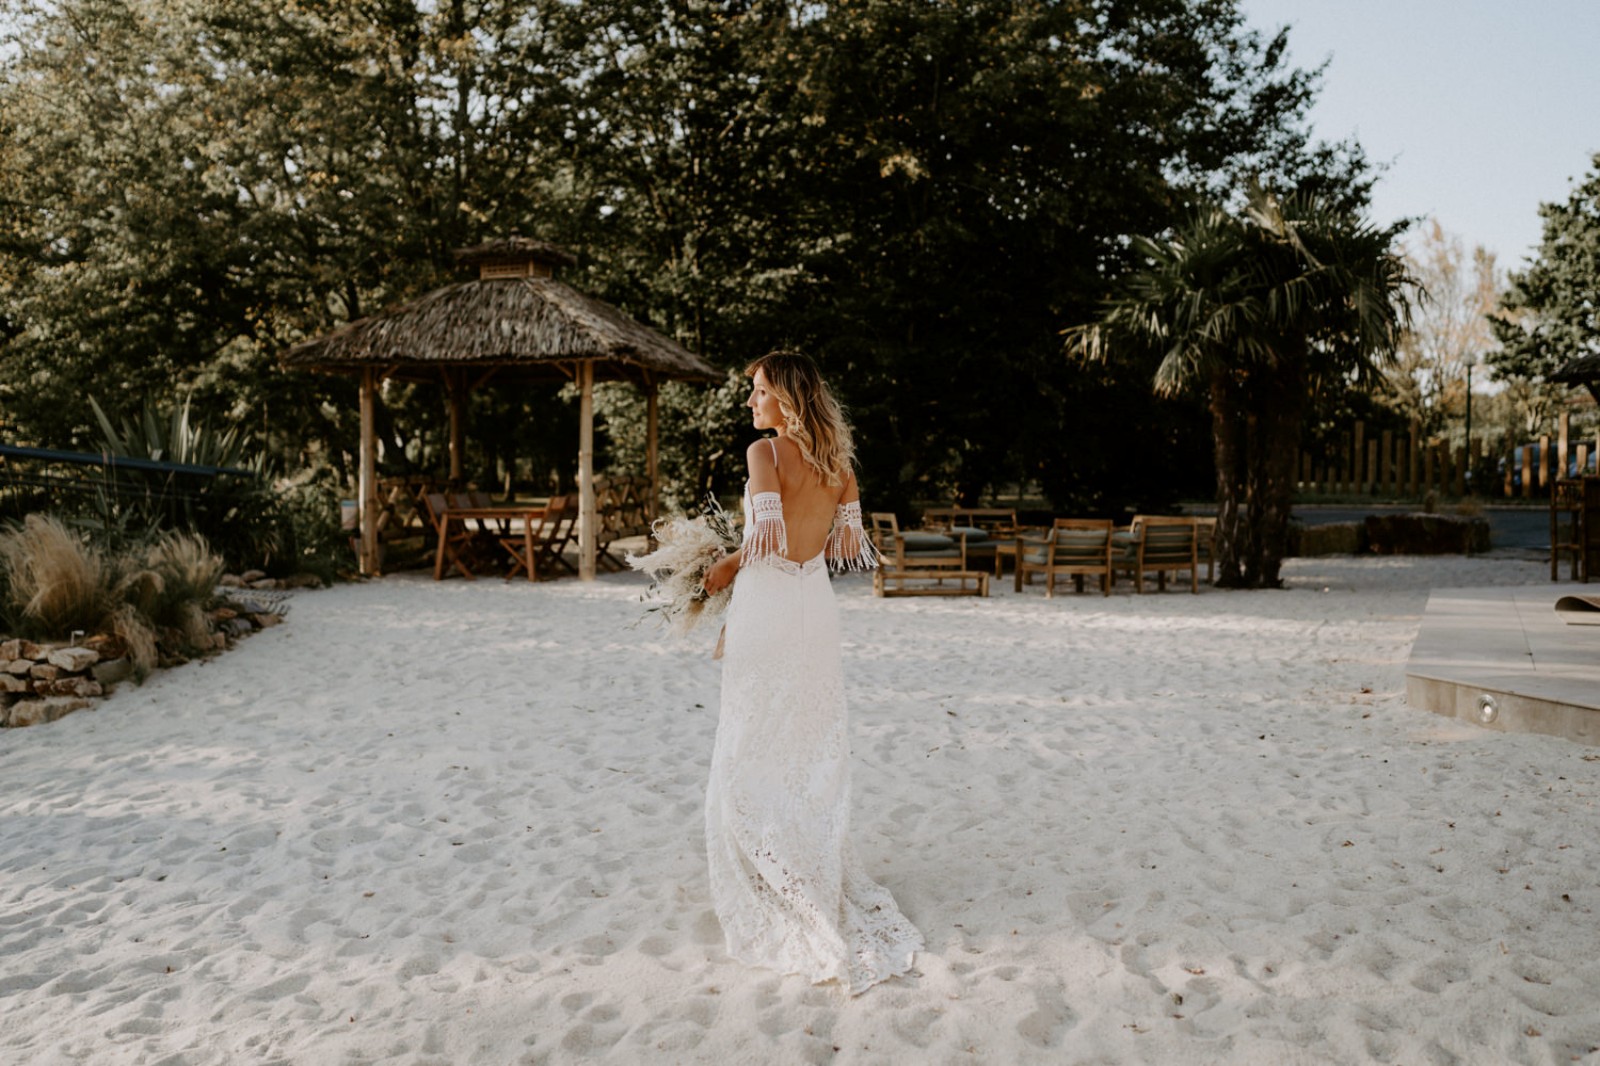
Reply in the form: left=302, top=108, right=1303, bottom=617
left=146, top=532, right=225, bottom=653
left=0, top=515, right=227, bottom=680
left=0, top=514, right=112, bottom=639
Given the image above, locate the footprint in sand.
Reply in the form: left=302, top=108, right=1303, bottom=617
left=1016, top=985, right=1077, bottom=1049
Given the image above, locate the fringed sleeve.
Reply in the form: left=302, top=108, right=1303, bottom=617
left=825, top=500, right=880, bottom=573
left=739, top=491, right=788, bottom=567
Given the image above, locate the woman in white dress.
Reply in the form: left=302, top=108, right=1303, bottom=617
left=700, top=351, right=923, bottom=995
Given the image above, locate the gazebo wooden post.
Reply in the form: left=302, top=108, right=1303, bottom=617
left=578, top=359, right=597, bottom=581
left=359, top=367, right=378, bottom=576
left=645, top=377, right=660, bottom=521
left=445, top=368, right=465, bottom=484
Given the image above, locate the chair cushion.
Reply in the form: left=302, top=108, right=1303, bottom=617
left=904, top=548, right=964, bottom=561
left=948, top=525, right=989, bottom=544
left=901, top=531, right=955, bottom=551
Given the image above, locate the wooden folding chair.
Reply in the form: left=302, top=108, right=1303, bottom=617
left=492, top=500, right=543, bottom=582
left=534, top=495, right=577, bottom=575
left=429, top=491, right=482, bottom=580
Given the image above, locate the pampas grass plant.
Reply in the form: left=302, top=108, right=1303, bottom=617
left=0, top=516, right=227, bottom=676
left=146, top=532, right=224, bottom=653
left=0, top=514, right=111, bottom=638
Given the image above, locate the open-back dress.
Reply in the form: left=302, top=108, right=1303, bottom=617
left=704, top=439, right=923, bottom=994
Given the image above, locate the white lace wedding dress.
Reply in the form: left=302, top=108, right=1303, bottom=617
left=704, top=449, right=923, bottom=994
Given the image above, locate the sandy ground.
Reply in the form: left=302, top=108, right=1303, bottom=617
left=2, top=555, right=1597, bottom=1066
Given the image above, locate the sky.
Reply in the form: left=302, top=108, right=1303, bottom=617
left=1238, top=0, right=1600, bottom=272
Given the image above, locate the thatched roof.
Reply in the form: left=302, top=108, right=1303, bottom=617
left=281, top=274, right=722, bottom=385
left=1550, top=353, right=1600, bottom=405
left=1550, top=352, right=1600, bottom=386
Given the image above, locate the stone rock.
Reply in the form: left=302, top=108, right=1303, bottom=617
left=218, top=573, right=247, bottom=588
left=226, top=618, right=255, bottom=637
left=29, top=663, right=60, bottom=682
left=0, top=639, right=19, bottom=660
left=47, top=647, right=99, bottom=672
left=211, top=607, right=238, bottom=621
left=1288, top=521, right=1365, bottom=557
left=251, top=613, right=283, bottom=629
left=19, top=640, right=49, bottom=660
left=249, top=578, right=280, bottom=590
left=7, top=696, right=91, bottom=727
left=240, top=569, right=267, bottom=583
left=91, top=658, right=134, bottom=688
left=0, top=674, right=28, bottom=693
left=1363, top=513, right=1492, bottom=555
left=5, top=659, right=32, bottom=676
left=43, top=677, right=102, bottom=698
left=211, top=632, right=228, bottom=650
left=282, top=572, right=324, bottom=589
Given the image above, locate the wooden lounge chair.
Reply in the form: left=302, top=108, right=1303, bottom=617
left=1015, top=519, right=1113, bottom=597
left=1113, top=515, right=1199, bottom=593
left=920, top=507, right=1017, bottom=574
left=870, top=512, right=988, bottom=597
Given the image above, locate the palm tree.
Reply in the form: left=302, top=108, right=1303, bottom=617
left=1069, top=184, right=1415, bottom=588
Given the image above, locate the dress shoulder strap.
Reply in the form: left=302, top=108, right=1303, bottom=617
left=767, top=437, right=779, bottom=469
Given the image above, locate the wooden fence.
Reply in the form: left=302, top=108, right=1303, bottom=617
left=1298, top=412, right=1599, bottom=499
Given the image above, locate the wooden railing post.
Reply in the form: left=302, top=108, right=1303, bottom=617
left=1409, top=421, right=1422, bottom=496
left=1559, top=411, right=1570, bottom=481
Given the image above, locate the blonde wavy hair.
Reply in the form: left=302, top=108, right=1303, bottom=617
left=745, top=350, right=856, bottom=487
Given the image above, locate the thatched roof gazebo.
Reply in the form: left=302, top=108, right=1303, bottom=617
left=282, top=237, right=722, bottom=579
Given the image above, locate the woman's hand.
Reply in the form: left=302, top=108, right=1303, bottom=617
left=702, top=554, right=738, bottom=596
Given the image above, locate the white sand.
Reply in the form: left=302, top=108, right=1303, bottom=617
left=3, top=555, right=1598, bottom=1065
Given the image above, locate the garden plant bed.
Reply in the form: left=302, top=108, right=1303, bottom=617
left=0, top=576, right=301, bottom=728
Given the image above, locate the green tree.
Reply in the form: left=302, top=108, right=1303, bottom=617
left=1069, top=185, right=1414, bottom=588
left=1489, top=152, right=1600, bottom=434
left=1, top=0, right=1377, bottom=528
left=560, top=0, right=1374, bottom=513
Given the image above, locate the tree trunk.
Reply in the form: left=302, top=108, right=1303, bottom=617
left=1252, top=364, right=1306, bottom=587
left=1237, top=361, right=1306, bottom=588
left=1210, top=374, right=1249, bottom=587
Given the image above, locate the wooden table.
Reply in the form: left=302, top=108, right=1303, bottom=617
left=991, top=527, right=1045, bottom=589
left=435, top=505, right=547, bottom=582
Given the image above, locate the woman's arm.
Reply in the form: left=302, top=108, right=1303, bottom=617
left=825, top=469, right=879, bottom=572
left=702, top=545, right=741, bottom=594
left=703, top=439, right=780, bottom=594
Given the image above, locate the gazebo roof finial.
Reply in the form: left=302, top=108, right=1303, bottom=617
left=453, top=235, right=578, bottom=280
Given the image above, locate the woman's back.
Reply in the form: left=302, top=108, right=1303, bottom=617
left=750, top=436, right=853, bottom=563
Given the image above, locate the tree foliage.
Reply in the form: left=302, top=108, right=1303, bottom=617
left=1383, top=220, right=1501, bottom=435
left=1489, top=152, right=1600, bottom=441
left=1069, top=185, right=1414, bottom=587
left=1, top=0, right=1375, bottom=525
